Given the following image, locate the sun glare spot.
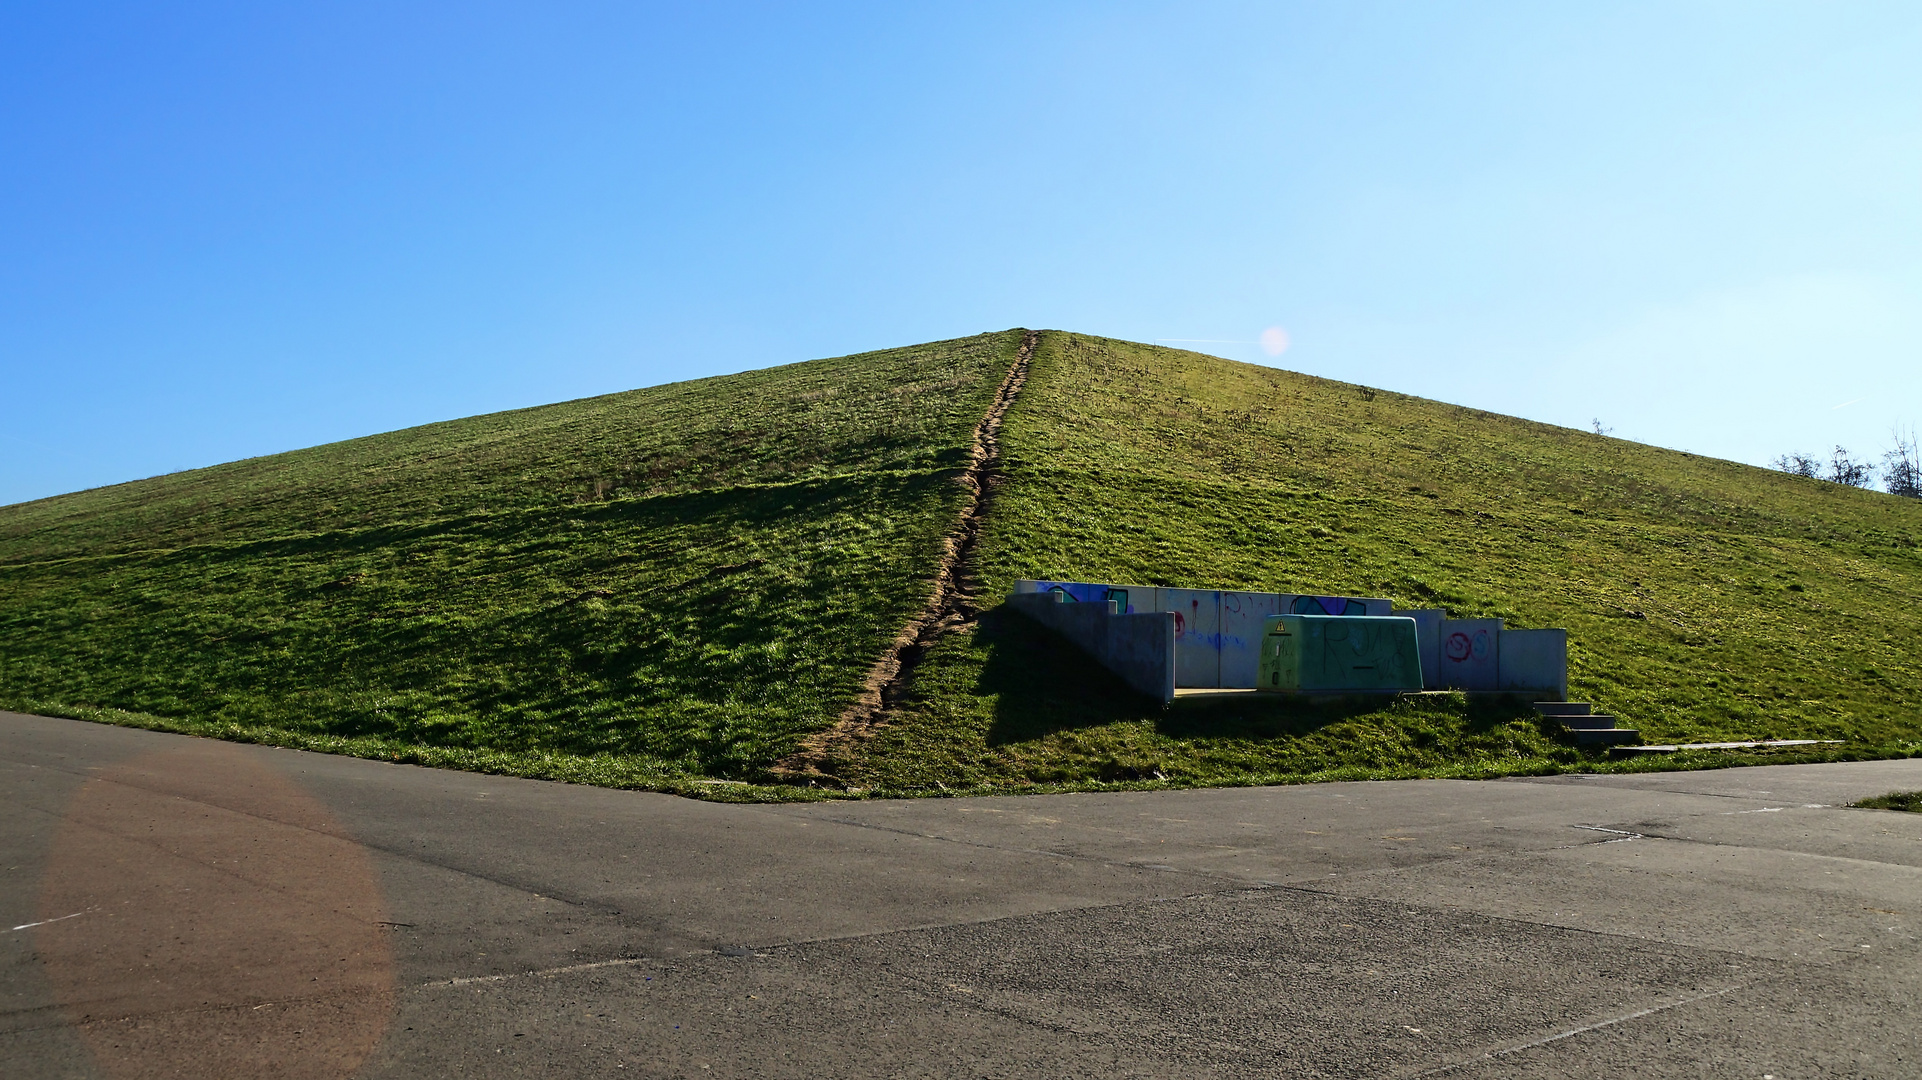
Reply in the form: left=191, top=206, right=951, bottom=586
left=1260, top=326, right=1290, bottom=356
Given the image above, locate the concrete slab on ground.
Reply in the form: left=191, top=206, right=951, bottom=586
left=4, top=710, right=1921, bottom=1078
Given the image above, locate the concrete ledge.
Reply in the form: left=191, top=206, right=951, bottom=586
left=1613, top=739, right=1846, bottom=755
left=1171, top=688, right=1562, bottom=706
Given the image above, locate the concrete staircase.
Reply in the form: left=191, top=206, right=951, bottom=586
left=1534, top=702, right=1640, bottom=746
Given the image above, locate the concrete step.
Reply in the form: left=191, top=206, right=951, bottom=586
left=1572, top=727, right=1641, bottom=746
left=1533, top=702, right=1592, bottom=717
left=1558, top=714, right=1621, bottom=730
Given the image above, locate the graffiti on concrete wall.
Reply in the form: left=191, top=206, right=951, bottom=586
left=1017, top=580, right=1415, bottom=689
left=1290, top=595, right=1369, bottom=616
left=1437, top=618, right=1501, bottom=691
left=1043, top=582, right=1136, bottom=613
left=1444, top=627, right=1493, bottom=664
left=1013, top=580, right=1568, bottom=696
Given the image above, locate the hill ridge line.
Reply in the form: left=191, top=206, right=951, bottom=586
left=776, top=329, right=1038, bottom=779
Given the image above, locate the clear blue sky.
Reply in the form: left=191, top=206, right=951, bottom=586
left=5, top=2, right=1919, bottom=506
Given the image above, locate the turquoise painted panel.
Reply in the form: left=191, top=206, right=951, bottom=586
left=1257, top=614, right=1423, bottom=692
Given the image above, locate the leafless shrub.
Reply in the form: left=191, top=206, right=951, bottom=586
left=1828, top=446, right=1876, bottom=488
left=1772, top=452, right=1820, bottom=479
left=1885, top=427, right=1921, bottom=499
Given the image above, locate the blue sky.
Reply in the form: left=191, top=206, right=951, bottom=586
left=5, top=1, right=1919, bottom=505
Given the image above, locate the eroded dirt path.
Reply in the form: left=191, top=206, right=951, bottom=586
left=776, top=329, right=1037, bottom=779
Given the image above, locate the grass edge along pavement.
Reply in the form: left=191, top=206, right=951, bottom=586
left=8, top=698, right=1913, bottom=805
left=1855, top=790, right=1922, bottom=812
left=6, top=329, right=1922, bottom=799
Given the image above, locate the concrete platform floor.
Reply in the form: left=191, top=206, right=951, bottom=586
left=4, top=709, right=1921, bottom=1079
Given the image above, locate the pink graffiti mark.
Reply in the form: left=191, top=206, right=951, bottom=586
left=1444, top=632, right=1473, bottom=662
left=1173, top=612, right=1186, bottom=633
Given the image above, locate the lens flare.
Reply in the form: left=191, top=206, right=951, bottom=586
left=1260, top=326, right=1290, bottom=356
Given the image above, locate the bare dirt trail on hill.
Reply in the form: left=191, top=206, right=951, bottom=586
left=775, top=329, right=1037, bottom=780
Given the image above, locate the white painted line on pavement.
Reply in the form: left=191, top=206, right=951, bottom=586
left=9, top=910, right=86, bottom=932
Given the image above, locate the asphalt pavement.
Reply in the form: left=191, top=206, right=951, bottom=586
left=4, top=710, right=1921, bottom=1078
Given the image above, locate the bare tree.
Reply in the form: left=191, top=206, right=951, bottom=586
left=1590, top=418, right=1613, bottom=436
left=1885, top=427, right=1921, bottom=499
left=1827, top=445, right=1876, bottom=488
left=1772, top=452, right=1819, bottom=479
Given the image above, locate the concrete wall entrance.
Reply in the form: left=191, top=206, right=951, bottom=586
left=1010, top=579, right=1568, bottom=703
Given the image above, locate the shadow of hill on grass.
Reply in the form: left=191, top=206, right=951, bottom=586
left=972, top=606, right=1166, bottom=745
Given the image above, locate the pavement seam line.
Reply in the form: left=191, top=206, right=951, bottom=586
left=1399, top=983, right=1746, bottom=1077
left=428, top=957, right=654, bottom=989
left=1564, top=824, right=1644, bottom=845
left=1274, top=881, right=1789, bottom=965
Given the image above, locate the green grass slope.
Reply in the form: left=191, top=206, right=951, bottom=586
left=4, top=328, right=1919, bottom=798
left=0, top=332, right=1023, bottom=788
left=833, top=332, right=1922, bottom=791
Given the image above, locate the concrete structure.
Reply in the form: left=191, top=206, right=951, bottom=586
left=1012, top=579, right=1568, bottom=701
left=1499, top=628, right=1569, bottom=699
left=1004, top=590, right=1175, bottom=701
left=1257, top=614, right=1424, bottom=692
left=1437, top=617, right=1502, bottom=691
left=1403, top=607, right=1446, bottom=689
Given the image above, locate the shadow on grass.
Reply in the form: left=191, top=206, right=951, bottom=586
left=975, top=608, right=1160, bottom=745
left=977, top=607, right=1538, bottom=746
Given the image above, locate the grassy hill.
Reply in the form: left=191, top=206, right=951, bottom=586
left=0, top=332, right=1021, bottom=786
left=4, top=330, right=1919, bottom=797
left=840, top=333, right=1922, bottom=791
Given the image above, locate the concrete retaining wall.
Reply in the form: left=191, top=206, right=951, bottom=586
left=1437, top=618, right=1502, bottom=692
left=1497, top=628, right=1568, bottom=699
left=1402, top=609, right=1447, bottom=690
left=1220, top=591, right=1284, bottom=688
left=1012, top=580, right=1569, bottom=699
left=1004, top=592, right=1176, bottom=702
left=1015, top=580, right=1389, bottom=689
